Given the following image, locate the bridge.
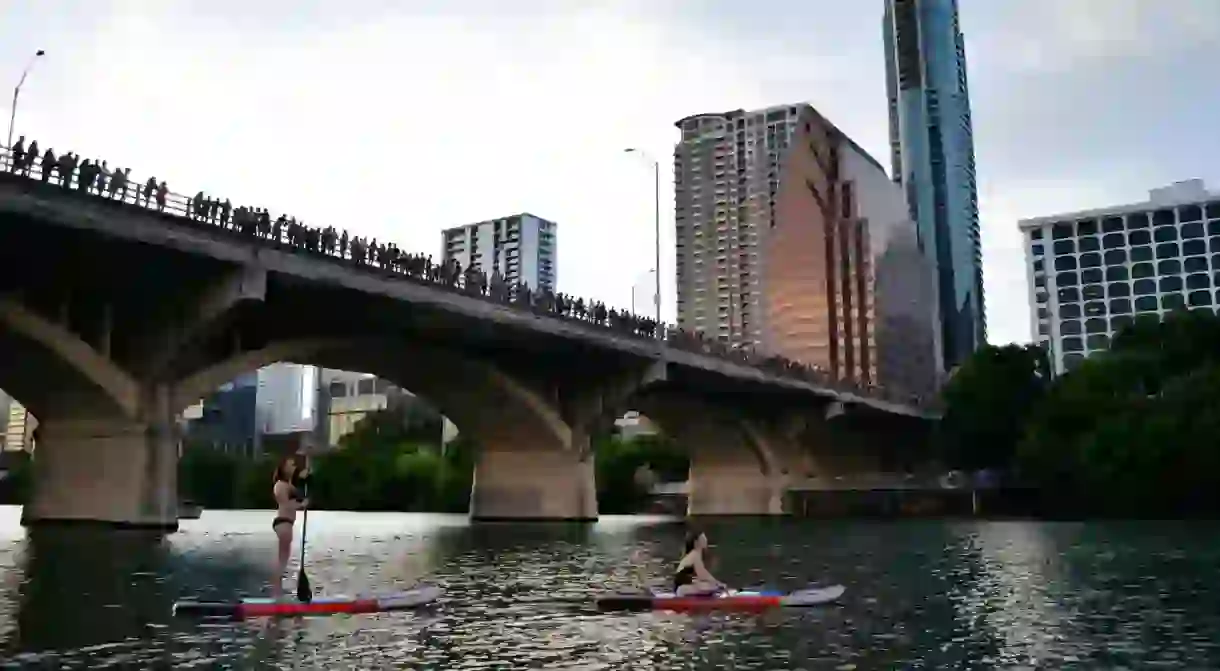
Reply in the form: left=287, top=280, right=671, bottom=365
left=0, top=140, right=933, bottom=530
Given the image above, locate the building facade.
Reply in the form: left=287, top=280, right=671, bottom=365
left=1021, top=180, right=1220, bottom=374
left=672, top=103, right=940, bottom=395
left=883, top=0, right=984, bottom=372
left=441, top=213, right=557, bottom=292
left=256, top=363, right=319, bottom=436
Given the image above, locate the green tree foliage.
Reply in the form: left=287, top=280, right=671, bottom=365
left=595, top=432, right=688, bottom=514
left=936, top=343, right=1051, bottom=471
left=1017, top=308, right=1220, bottom=515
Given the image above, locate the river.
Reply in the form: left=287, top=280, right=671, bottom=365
left=0, top=507, right=1218, bottom=669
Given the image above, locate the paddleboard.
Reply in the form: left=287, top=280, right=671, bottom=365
left=173, top=584, right=442, bottom=619
left=596, top=584, right=845, bottom=612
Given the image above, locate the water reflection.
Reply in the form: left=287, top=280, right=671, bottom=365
left=0, top=508, right=1216, bottom=668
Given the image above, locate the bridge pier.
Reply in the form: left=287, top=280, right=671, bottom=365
left=21, top=416, right=179, bottom=530
left=469, top=444, right=597, bottom=521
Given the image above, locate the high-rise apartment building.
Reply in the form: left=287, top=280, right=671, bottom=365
left=883, top=0, right=984, bottom=372
left=441, top=213, right=557, bottom=292
left=672, top=103, right=940, bottom=395
left=256, top=363, right=319, bottom=435
left=1020, top=180, right=1220, bottom=374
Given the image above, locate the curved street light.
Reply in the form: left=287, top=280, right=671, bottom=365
left=8, top=49, right=46, bottom=149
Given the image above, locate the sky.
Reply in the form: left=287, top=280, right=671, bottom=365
left=2, top=0, right=1218, bottom=346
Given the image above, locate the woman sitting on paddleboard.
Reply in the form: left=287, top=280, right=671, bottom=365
left=673, top=529, right=728, bottom=596
left=271, top=453, right=309, bottom=598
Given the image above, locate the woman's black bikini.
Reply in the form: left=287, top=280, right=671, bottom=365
left=272, top=474, right=308, bottom=530
left=673, top=563, right=696, bottom=592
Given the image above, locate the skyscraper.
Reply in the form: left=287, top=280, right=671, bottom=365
left=883, top=0, right=983, bottom=372
left=441, top=213, right=557, bottom=292
left=672, top=103, right=940, bottom=395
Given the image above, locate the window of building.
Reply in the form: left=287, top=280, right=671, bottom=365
left=1153, top=209, right=1175, bottom=226
left=1082, top=269, right=1103, bottom=284
left=1102, top=233, right=1125, bottom=249
left=1082, top=284, right=1105, bottom=301
left=1052, top=222, right=1073, bottom=239
left=1209, top=220, right=1220, bottom=235
left=1054, top=256, right=1077, bottom=271
left=1053, top=240, right=1075, bottom=255
left=1084, top=301, right=1106, bottom=317
left=1154, top=226, right=1178, bottom=242
left=1058, top=288, right=1080, bottom=303
left=1184, top=240, right=1206, bottom=256
left=1132, top=262, right=1154, bottom=279
left=1102, top=217, right=1124, bottom=234
left=1133, top=278, right=1156, bottom=295
left=1077, top=220, right=1098, bottom=236
left=1060, top=304, right=1081, bottom=319
left=1061, top=320, right=1083, bottom=335
left=1181, top=222, right=1205, bottom=239
left=1134, top=296, right=1159, bottom=312
left=1162, top=293, right=1186, bottom=310
left=1087, top=333, right=1110, bottom=350
left=1111, top=315, right=1134, bottom=332
left=1179, top=205, right=1203, bottom=223
left=1103, top=249, right=1127, bottom=266
left=1063, top=353, right=1086, bottom=370
left=1213, top=238, right=1220, bottom=253
left=1186, top=273, right=1210, bottom=290
left=1185, top=256, right=1209, bottom=273
left=1032, top=243, right=1044, bottom=256
left=1128, top=212, right=1150, bottom=228
left=1156, top=242, right=1180, bottom=259
left=1128, top=230, right=1152, bottom=246
left=1109, top=298, right=1132, bottom=314
left=1079, top=237, right=1101, bottom=252
left=1160, top=276, right=1184, bottom=292
left=1079, top=252, right=1102, bottom=268
left=1131, top=246, right=1153, bottom=262
left=1208, top=202, right=1220, bottom=218
left=1057, top=271, right=1079, bottom=286
left=1062, top=336, right=1083, bottom=352
left=1085, top=317, right=1107, bottom=333
left=1105, top=265, right=1128, bottom=281
left=1158, top=259, right=1181, bottom=276
left=1188, top=290, right=1212, bottom=307
left=1031, top=228, right=1044, bottom=240
left=1109, top=282, right=1131, bottom=297
left=1033, top=259, right=1045, bottom=272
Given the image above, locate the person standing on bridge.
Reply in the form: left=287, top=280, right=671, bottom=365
left=271, top=453, right=310, bottom=599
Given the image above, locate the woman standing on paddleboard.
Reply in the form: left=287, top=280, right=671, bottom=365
left=271, top=453, right=310, bottom=599
left=673, top=529, right=728, bottom=596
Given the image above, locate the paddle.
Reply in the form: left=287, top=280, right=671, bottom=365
left=295, top=479, right=312, bottom=604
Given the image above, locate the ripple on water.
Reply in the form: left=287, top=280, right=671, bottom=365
left=0, top=511, right=1218, bottom=669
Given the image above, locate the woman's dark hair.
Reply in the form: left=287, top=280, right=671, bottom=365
left=273, top=455, right=296, bottom=484
left=684, top=529, right=704, bottom=554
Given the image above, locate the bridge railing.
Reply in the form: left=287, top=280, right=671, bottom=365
left=0, top=141, right=931, bottom=410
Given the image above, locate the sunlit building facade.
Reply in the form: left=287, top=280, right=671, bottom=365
left=673, top=103, right=940, bottom=395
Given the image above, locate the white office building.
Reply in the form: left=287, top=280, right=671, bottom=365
left=441, top=213, right=557, bottom=292
left=256, top=363, right=319, bottom=435
left=1020, top=180, right=1220, bottom=374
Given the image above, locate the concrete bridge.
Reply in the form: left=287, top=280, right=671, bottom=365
left=0, top=142, right=933, bottom=530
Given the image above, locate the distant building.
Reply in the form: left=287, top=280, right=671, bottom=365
left=1020, top=180, right=1220, bottom=374
left=614, top=411, right=659, bottom=440
left=441, top=213, right=557, bottom=292
left=181, top=380, right=259, bottom=457
left=257, top=363, right=319, bottom=436
left=2, top=397, right=35, bottom=453
left=883, top=0, right=985, bottom=372
left=320, top=370, right=397, bottom=446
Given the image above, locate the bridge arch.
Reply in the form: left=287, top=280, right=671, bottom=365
left=0, top=297, right=139, bottom=421
left=174, top=337, right=571, bottom=454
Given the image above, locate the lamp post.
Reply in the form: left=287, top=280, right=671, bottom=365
left=623, top=148, right=662, bottom=331
left=7, top=49, right=45, bottom=150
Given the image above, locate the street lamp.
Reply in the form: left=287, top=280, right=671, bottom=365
left=623, top=148, right=662, bottom=330
left=7, top=49, right=46, bottom=149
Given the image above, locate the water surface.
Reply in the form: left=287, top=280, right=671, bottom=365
left=0, top=507, right=1217, bottom=669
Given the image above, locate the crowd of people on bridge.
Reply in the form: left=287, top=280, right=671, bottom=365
left=0, top=137, right=926, bottom=408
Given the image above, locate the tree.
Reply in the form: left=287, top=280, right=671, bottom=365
left=935, top=343, right=1051, bottom=472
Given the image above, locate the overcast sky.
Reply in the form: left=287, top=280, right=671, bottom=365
left=2, top=0, right=1217, bottom=346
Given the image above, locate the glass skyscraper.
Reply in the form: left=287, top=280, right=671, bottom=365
left=883, top=0, right=983, bottom=372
